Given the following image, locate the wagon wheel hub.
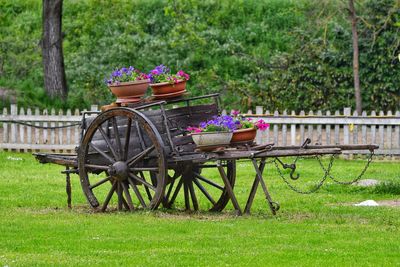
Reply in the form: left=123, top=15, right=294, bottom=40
left=109, top=161, right=129, bottom=181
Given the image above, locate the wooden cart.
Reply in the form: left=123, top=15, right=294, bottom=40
left=35, top=94, right=378, bottom=215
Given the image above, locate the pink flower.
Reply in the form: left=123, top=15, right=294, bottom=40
left=255, top=119, right=270, bottom=131
left=231, top=110, right=240, bottom=117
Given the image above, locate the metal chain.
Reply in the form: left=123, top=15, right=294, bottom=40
left=316, top=150, right=374, bottom=185
left=273, top=155, right=335, bottom=194
left=0, top=120, right=81, bottom=129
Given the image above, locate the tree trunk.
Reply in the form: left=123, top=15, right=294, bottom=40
left=42, top=0, right=67, bottom=100
left=349, top=0, right=362, bottom=114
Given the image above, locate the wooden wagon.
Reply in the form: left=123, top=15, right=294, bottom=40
left=35, top=94, right=378, bottom=215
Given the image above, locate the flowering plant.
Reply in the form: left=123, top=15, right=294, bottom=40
left=187, top=115, right=236, bottom=133
left=106, top=66, right=149, bottom=86
left=148, top=64, right=190, bottom=84
left=231, top=110, right=270, bottom=131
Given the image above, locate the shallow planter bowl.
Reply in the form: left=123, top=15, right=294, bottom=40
left=108, top=80, right=150, bottom=100
left=191, top=131, right=233, bottom=147
left=150, top=80, right=186, bottom=95
left=231, top=127, right=257, bottom=143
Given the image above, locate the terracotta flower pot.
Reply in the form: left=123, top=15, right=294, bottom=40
left=191, top=131, right=233, bottom=150
left=150, top=80, right=187, bottom=97
left=108, top=79, right=149, bottom=103
left=231, top=127, right=257, bottom=143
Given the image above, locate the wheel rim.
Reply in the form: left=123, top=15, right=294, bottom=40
left=163, top=160, right=236, bottom=212
left=78, top=108, right=166, bottom=211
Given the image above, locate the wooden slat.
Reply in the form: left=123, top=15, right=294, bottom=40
left=2, top=108, right=8, bottom=143
left=352, top=110, right=359, bottom=145
left=290, top=110, right=296, bottom=145
left=264, top=110, right=270, bottom=144
left=19, top=107, right=25, bottom=144
left=74, top=109, right=80, bottom=144
left=273, top=110, right=279, bottom=145
left=370, top=110, right=376, bottom=144
left=43, top=109, right=48, bottom=144
left=361, top=111, right=367, bottom=144
left=307, top=110, right=314, bottom=143
left=379, top=111, right=385, bottom=150
left=27, top=108, right=32, bottom=146
left=255, top=106, right=263, bottom=144
left=35, top=108, right=40, bottom=145
left=299, top=110, right=305, bottom=143
left=58, top=109, right=63, bottom=145
left=316, top=110, right=322, bottom=144
left=334, top=110, right=340, bottom=145
left=395, top=111, right=400, bottom=150
left=10, top=104, right=17, bottom=143
left=282, top=110, right=287, bottom=146
left=386, top=111, right=392, bottom=151
left=326, top=111, right=331, bottom=145
left=50, top=108, right=56, bottom=146
left=66, top=109, right=72, bottom=145
left=343, top=108, right=351, bottom=145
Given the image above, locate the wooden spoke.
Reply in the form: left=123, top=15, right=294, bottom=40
left=168, top=178, right=183, bottom=206
left=139, top=171, right=153, bottom=201
left=131, top=183, right=147, bottom=208
left=193, top=172, right=224, bottom=191
left=130, top=167, right=159, bottom=172
left=123, top=118, right=132, bottom=160
left=84, top=164, right=109, bottom=171
left=117, top=182, right=123, bottom=211
left=128, top=173, right=156, bottom=191
left=126, top=145, right=155, bottom=167
left=135, top=121, right=146, bottom=150
left=165, top=178, right=176, bottom=201
left=188, top=181, right=199, bottom=211
left=101, top=181, right=117, bottom=212
left=193, top=177, right=216, bottom=205
left=183, top=183, right=190, bottom=210
left=89, top=176, right=111, bottom=190
left=121, top=182, right=134, bottom=211
left=111, top=117, right=123, bottom=160
left=98, top=125, right=119, bottom=161
left=89, top=142, right=115, bottom=164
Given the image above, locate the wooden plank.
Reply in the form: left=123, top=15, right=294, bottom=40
left=290, top=110, right=296, bottom=145
left=316, top=110, right=322, bottom=144
left=58, top=109, right=63, bottom=145
left=343, top=107, right=351, bottom=145
left=299, top=110, right=305, bottom=144
left=326, top=111, right=331, bottom=145
left=35, top=108, right=40, bottom=145
left=2, top=107, right=8, bottom=143
left=255, top=106, right=263, bottom=144
left=395, top=111, right=400, bottom=150
left=10, top=104, right=17, bottom=143
left=273, top=110, right=279, bottom=145
left=379, top=111, right=385, bottom=150
left=264, top=110, right=270, bottom=144
left=370, top=111, right=376, bottom=144
left=27, top=108, right=32, bottom=146
left=74, top=109, right=80, bottom=144
left=43, top=109, right=48, bottom=144
left=334, top=110, right=340, bottom=145
left=282, top=110, right=287, bottom=146
left=361, top=111, right=367, bottom=144
left=19, top=107, right=25, bottom=145
left=386, top=111, right=393, bottom=151
left=352, top=110, right=359, bottom=145
left=66, top=109, right=72, bottom=145
left=50, top=108, right=56, bottom=146
left=307, top=110, right=314, bottom=143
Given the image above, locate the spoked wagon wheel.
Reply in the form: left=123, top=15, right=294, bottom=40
left=163, top=160, right=236, bottom=212
left=78, top=108, right=167, bottom=212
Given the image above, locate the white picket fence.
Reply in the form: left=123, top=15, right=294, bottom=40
left=1, top=104, right=399, bottom=156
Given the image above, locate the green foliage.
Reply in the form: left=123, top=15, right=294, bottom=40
left=0, top=0, right=398, bottom=111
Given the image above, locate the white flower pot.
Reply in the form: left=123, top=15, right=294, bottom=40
left=191, top=131, right=233, bottom=148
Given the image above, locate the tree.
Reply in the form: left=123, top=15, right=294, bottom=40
left=42, top=0, right=67, bottom=100
left=348, top=0, right=362, bottom=113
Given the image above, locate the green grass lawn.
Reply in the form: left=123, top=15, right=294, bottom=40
left=0, top=151, right=399, bottom=266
